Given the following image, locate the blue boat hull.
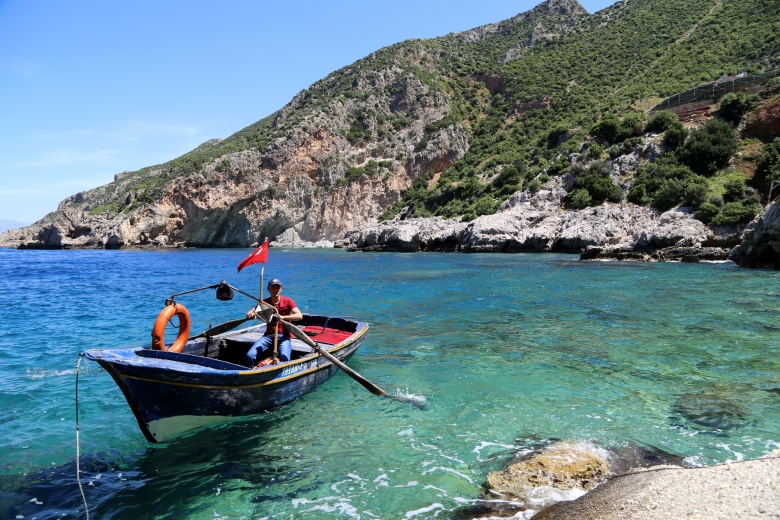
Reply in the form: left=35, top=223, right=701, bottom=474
left=85, top=317, right=368, bottom=442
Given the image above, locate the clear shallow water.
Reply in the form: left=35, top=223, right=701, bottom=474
left=1, top=248, right=778, bottom=518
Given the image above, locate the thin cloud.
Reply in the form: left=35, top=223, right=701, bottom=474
left=16, top=148, right=120, bottom=168
left=1, top=59, right=43, bottom=78
left=0, top=181, right=106, bottom=196
left=34, top=120, right=202, bottom=141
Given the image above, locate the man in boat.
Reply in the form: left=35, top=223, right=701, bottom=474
left=244, top=278, right=303, bottom=368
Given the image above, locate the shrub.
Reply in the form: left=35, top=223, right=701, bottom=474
left=647, top=111, right=680, bottom=133
left=548, top=155, right=571, bottom=175
left=474, top=196, right=498, bottom=216
left=683, top=177, right=709, bottom=207
left=628, top=155, right=706, bottom=210
left=573, top=162, right=622, bottom=204
left=653, top=178, right=685, bottom=210
left=723, top=178, right=748, bottom=203
left=719, top=92, right=755, bottom=124
left=756, top=137, right=780, bottom=186
left=547, top=124, right=570, bottom=148
left=663, top=120, right=687, bottom=149
left=528, top=178, right=543, bottom=193
left=346, top=122, right=369, bottom=144
left=462, top=210, right=478, bottom=222
left=491, top=164, right=522, bottom=195
left=590, top=114, right=621, bottom=144
left=677, top=118, right=738, bottom=176
left=568, top=188, right=592, bottom=209
left=585, top=142, right=605, bottom=159
left=608, top=144, right=623, bottom=159
left=619, top=137, right=643, bottom=156
left=694, top=202, right=720, bottom=224
left=617, top=111, right=646, bottom=141
left=710, top=201, right=761, bottom=226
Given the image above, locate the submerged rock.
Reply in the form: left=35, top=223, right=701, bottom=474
left=459, top=440, right=687, bottom=519
left=481, top=441, right=612, bottom=515
left=671, top=384, right=754, bottom=432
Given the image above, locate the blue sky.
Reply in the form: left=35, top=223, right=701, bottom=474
left=0, top=0, right=615, bottom=224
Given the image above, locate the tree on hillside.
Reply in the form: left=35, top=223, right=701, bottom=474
left=755, top=137, right=780, bottom=194
left=590, top=115, right=621, bottom=144
left=617, top=112, right=646, bottom=141
left=663, top=120, right=687, bottom=149
left=677, top=118, right=738, bottom=176
left=647, top=110, right=679, bottom=133
left=628, top=154, right=707, bottom=210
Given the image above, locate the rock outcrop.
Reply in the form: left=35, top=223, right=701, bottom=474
left=730, top=198, right=780, bottom=269
left=337, top=188, right=733, bottom=261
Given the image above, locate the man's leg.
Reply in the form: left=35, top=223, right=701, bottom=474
left=245, top=335, right=274, bottom=367
left=277, top=337, right=292, bottom=362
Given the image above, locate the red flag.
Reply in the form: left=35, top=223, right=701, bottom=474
left=237, top=238, right=269, bottom=272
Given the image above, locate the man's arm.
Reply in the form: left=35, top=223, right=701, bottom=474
left=280, top=305, right=302, bottom=322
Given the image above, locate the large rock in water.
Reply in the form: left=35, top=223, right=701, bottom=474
left=730, top=199, right=780, bottom=269
left=338, top=189, right=732, bottom=261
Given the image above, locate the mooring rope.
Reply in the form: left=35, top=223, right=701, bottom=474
left=75, top=354, right=90, bottom=520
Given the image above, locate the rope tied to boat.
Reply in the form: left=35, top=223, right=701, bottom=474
left=75, top=353, right=90, bottom=520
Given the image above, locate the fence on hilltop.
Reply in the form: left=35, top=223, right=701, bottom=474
left=652, top=69, right=780, bottom=112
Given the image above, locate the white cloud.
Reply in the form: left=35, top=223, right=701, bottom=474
left=33, top=120, right=202, bottom=142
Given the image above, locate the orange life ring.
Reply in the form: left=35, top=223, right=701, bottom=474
left=151, top=303, right=191, bottom=352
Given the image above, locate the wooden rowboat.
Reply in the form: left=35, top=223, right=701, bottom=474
left=85, top=313, right=369, bottom=442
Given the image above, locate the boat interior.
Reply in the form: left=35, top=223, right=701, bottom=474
left=179, top=314, right=359, bottom=366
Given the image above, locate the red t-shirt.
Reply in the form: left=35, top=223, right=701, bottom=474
left=261, top=295, right=297, bottom=337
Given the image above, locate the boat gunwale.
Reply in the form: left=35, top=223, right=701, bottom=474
left=83, top=321, right=369, bottom=384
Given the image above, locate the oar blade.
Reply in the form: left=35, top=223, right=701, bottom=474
left=191, top=317, right=250, bottom=340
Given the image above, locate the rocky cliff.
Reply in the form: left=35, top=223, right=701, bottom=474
left=0, top=70, right=466, bottom=249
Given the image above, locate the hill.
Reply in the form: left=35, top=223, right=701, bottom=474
left=1, top=0, right=779, bottom=251
left=0, top=219, right=30, bottom=234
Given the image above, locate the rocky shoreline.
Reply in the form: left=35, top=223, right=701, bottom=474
left=532, top=452, right=780, bottom=519
left=334, top=188, right=741, bottom=263
left=4, top=186, right=780, bottom=269
left=461, top=441, right=780, bottom=519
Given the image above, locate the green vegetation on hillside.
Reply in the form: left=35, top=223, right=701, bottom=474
left=376, top=0, right=779, bottom=225
left=72, top=0, right=780, bottom=229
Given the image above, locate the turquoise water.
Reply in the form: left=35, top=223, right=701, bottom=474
left=1, top=248, right=779, bottom=518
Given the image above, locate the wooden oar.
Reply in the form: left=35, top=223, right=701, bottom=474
left=280, top=320, right=388, bottom=397
left=190, top=317, right=251, bottom=340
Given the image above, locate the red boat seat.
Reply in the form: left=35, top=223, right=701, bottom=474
left=301, top=326, right=353, bottom=345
